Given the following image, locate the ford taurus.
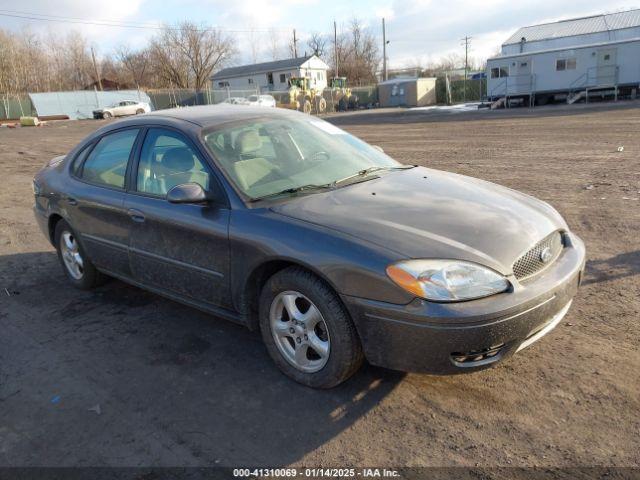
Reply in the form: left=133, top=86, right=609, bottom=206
left=33, top=105, right=586, bottom=388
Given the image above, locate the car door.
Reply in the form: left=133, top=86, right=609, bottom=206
left=125, top=101, right=137, bottom=115
left=69, top=127, right=142, bottom=277
left=117, top=102, right=130, bottom=116
left=124, top=127, right=232, bottom=308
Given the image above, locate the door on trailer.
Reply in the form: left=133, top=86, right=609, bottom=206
left=514, top=58, right=532, bottom=94
left=389, top=83, right=405, bottom=106
left=596, top=49, right=617, bottom=85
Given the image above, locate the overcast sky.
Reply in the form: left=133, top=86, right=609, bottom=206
left=0, top=0, right=638, bottom=68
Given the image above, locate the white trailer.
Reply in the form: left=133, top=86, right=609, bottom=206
left=486, top=10, right=640, bottom=106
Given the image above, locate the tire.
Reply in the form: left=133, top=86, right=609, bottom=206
left=135, top=108, right=144, bottom=114
left=54, top=220, right=107, bottom=290
left=301, top=99, right=312, bottom=114
left=315, top=97, right=327, bottom=114
left=259, top=267, right=364, bottom=388
left=102, top=111, right=112, bottom=119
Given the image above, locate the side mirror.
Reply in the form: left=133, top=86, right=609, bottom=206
left=372, top=145, right=384, bottom=153
left=167, top=183, right=208, bottom=204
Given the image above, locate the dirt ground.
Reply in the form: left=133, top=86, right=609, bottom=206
left=0, top=103, right=638, bottom=470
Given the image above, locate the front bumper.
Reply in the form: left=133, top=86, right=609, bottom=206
left=342, top=232, right=586, bottom=374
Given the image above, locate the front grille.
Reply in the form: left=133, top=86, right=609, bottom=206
left=513, top=231, right=563, bottom=280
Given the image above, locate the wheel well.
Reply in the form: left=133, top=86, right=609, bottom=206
left=241, top=260, right=335, bottom=331
left=48, top=214, right=63, bottom=246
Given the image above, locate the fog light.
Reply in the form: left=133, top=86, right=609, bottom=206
left=451, top=344, right=505, bottom=365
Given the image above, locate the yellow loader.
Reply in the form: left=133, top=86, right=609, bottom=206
left=272, top=77, right=327, bottom=114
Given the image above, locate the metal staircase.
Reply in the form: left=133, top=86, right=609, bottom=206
left=488, top=74, right=535, bottom=109
left=567, top=90, right=586, bottom=105
left=567, top=66, right=619, bottom=104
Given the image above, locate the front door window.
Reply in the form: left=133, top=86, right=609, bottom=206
left=136, top=128, right=210, bottom=197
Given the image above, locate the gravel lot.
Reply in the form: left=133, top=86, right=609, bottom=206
left=0, top=103, right=638, bottom=469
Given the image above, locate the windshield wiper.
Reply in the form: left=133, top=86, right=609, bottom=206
left=248, top=165, right=417, bottom=202
left=331, top=165, right=416, bottom=187
left=249, top=183, right=332, bottom=202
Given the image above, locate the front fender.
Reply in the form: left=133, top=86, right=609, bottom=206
left=228, top=209, right=414, bottom=312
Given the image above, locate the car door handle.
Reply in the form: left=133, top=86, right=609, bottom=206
left=128, top=209, right=145, bottom=223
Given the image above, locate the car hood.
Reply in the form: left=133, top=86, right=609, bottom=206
left=270, top=167, right=567, bottom=275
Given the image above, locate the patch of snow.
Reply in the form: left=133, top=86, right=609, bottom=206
left=410, top=103, right=482, bottom=113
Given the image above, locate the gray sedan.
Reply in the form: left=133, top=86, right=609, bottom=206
left=33, top=105, right=585, bottom=388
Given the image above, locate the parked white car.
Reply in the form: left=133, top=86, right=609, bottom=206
left=223, top=97, right=250, bottom=105
left=93, top=101, right=151, bottom=119
left=247, top=94, right=276, bottom=107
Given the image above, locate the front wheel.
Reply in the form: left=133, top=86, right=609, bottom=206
left=315, top=97, right=327, bottom=114
left=135, top=108, right=145, bottom=114
left=259, top=267, right=364, bottom=388
left=102, top=111, right=112, bottom=119
left=55, top=220, right=106, bottom=289
left=301, top=99, right=312, bottom=114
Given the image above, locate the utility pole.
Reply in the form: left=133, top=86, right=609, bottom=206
left=334, top=20, right=339, bottom=77
left=461, top=36, right=471, bottom=102
left=382, top=18, right=388, bottom=81
left=90, top=46, right=103, bottom=91
left=292, top=29, right=298, bottom=58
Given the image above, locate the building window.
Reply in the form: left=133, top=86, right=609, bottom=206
left=491, top=67, right=509, bottom=78
left=520, top=62, right=528, bottom=68
left=267, top=72, right=274, bottom=85
left=248, top=78, right=254, bottom=84
left=280, top=73, right=286, bottom=83
left=604, top=54, right=610, bottom=61
left=556, top=58, right=576, bottom=71
left=218, top=81, right=229, bottom=88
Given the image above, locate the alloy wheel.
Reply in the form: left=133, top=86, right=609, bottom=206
left=60, top=231, right=84, bottom=280
left=269, top=290, right=330, bottom=373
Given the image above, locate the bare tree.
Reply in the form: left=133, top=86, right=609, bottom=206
left=267, top=28, right=281, bottom=61
left=150, top=22, right=236, bottom=91
left=329, top=19, right=379, bottom=85
left=116, top=45, right=150, bottom=89
left=248, top=26, right=261, bottom=64
left=307, top=32, right=328, bottom=58
left=287, top=35, right=297, bottom=58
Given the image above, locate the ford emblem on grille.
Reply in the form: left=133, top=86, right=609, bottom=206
left=540, top=247, right=553, bottom=263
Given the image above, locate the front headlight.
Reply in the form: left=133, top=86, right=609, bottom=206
left=386, top=259, right=509, bottom=302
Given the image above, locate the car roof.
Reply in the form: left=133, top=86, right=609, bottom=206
left=138, top=104, right=299, bottom=128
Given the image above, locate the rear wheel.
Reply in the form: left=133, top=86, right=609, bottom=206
left=259, top=267, right=364, bottom=388
left=54, top=220, right=106, bottom=290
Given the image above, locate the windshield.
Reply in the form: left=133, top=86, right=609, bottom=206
left=203, top=116, right=400, bottom=199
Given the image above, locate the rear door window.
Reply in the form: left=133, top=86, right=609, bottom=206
left=81, top=129, right=139, bottom=189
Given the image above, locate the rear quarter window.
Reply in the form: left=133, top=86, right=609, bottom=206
left=71, top=143, right=93, bottom=177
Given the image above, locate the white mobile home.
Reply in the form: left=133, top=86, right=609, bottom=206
left=211, top=55, right=329, bottom=92
left=487, top=9, right=640, bottom=104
